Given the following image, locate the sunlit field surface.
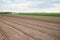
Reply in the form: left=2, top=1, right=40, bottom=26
left=0, top=12, right=60, bottom=40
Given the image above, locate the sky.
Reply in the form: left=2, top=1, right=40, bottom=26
left=0, top=0, right=60, bottom=12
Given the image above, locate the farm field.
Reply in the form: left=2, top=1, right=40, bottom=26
left=0, top=0, right=60, bottom=40
left=0, top=12, right=60, bottom=17
left=0, top=14, right=60, bottom=40
left=18, top=13, right=60, bottom=17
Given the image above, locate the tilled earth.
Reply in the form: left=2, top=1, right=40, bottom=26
left=0, top=30, right=8, bottom=40
left=0, top=14, right=60, bottom=40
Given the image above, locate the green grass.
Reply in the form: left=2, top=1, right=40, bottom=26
left=18, top=13, right=60, bottom=17
left=0, top=12, right=12, bottom=14
left=0, top=12, right=60, bottom=17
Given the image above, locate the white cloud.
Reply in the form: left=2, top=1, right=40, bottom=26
left=0, top=0, right=60, bottom=12
left=27, top=1, right=44, bottom=5
left=1, top=0, right=44, bottom=12
left=45, top=4, right=60, bottom=12
left=53, top=4, right=60, bottom=7
left=2, top=0, right=12, bottom=3
left=40, top=5, right=60, bottom=12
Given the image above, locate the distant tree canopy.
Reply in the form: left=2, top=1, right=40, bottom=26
left=0, top=12, right=60, bottom=17
left=0, top=12, right=12, bottom=14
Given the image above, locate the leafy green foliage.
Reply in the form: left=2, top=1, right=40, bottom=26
left=18, top=13, right=60, bottom=17
left=0, top=12, right=60, bottom=17
left=0, top=12, right=12, bottom=14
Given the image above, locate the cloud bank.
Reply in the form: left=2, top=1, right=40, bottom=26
left=0, top=0, right=60, bottom=12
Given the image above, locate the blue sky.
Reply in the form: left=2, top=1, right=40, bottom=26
left=0, top=0, right=60, bottom=12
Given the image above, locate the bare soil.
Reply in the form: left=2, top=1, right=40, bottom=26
left=0, top=14, right=60, bottom=40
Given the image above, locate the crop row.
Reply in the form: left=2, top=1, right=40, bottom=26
left=0, top=12, right=60, bottom=17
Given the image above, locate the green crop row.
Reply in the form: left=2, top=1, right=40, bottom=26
left=0, top=12, right=60, bottom=17
left=0, top=12, right=12, bottom=14
left=18, top=13, right=60, bottom=17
